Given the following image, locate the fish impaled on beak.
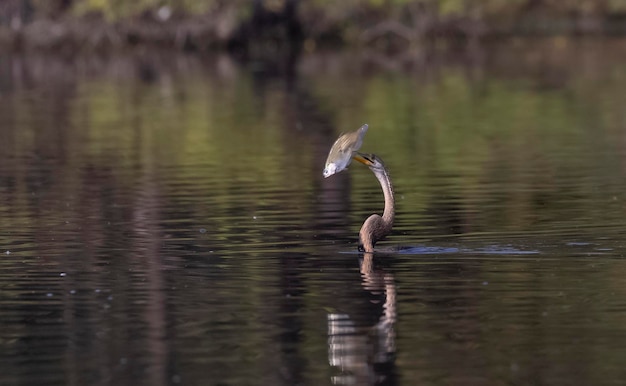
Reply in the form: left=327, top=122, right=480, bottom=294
left=323, top=124, right=368, bottom=178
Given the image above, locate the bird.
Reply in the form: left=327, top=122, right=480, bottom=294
left=323, top=124, right=369, bottom=178
left=352, top=153, right=395, bottom=253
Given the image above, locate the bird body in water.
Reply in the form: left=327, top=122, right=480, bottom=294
left=353, top=154, right=395, bottom=253
left=323, top=124, right=368, bottom=178
left=323, top=124, right=396, bottom=253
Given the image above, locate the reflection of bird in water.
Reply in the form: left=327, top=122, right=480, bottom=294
left=327, top=254, right=397, bottom=385
left=353, top=154, right=395, bottom=253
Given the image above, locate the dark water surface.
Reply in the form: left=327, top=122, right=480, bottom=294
left=2, top=39, right=626, bottom=385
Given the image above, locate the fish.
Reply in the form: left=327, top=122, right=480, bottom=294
left=323, top=124, right=368, bottom=178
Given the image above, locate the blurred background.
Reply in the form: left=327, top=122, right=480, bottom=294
left=2, top=0, right=626, bottom=52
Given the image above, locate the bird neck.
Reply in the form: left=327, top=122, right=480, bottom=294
left=374, top=168, right=395, bottom=231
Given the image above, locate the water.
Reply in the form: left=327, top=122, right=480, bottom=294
left=1, top=39, right=626, bottom=385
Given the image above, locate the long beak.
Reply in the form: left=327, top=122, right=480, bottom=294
left=353, top=153, right=374, bottom=166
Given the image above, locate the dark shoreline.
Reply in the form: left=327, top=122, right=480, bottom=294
left=2, top=4, right=626, bottom=55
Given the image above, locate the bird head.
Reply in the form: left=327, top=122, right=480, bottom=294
left=353, top=153, right=386, bottom=172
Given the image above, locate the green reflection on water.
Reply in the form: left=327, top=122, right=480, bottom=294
left=0, top=41, right=626, bottom=385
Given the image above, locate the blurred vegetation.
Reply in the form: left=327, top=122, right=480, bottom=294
left=1, top=0, right=626, bottom=51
